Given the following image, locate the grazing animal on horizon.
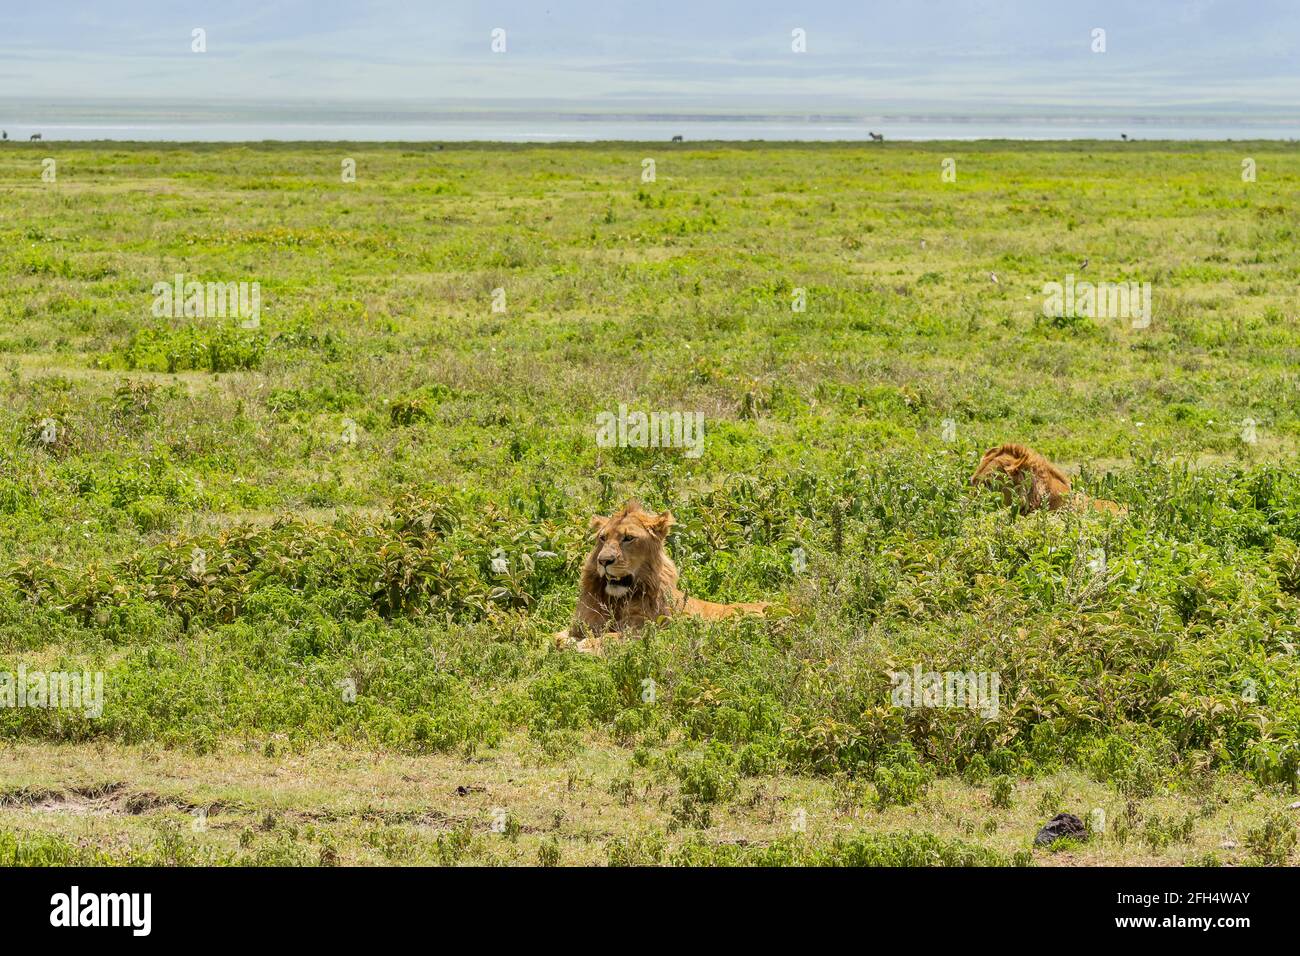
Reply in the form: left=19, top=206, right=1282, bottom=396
left=555, top=501, right=770, bottom=655
left=869, top=131, right=884, bottom=142
left=1121, top=133, right=1128, bottom=141
left=970, top=444, right=1125, bottom=516
left=671, top=134, right=683, bottom=142
left=30, top=133, right=41, bottom=141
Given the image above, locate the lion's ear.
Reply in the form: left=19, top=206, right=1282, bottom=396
left=647, top=510, right=676, bottom=538
left=588, top=515, right=608, bottom=534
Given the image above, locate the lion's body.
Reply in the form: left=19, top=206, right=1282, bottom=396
left=557, top=502, right=768, bottom=654
left=1072, top=494, right=1126, bottom=515
left=680, top=594, right=769, bottom=619
left=971, top=443, right=1125, bottom=515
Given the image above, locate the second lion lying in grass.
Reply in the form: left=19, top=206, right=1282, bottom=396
left=555, top=501, right=769, bottom=655
left=971, top=443, right=1125, bottom=515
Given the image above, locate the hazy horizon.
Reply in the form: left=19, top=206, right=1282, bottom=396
left=5, top=1, right=1299, bottom=109
left=3, top=1, right=1297, bottom=140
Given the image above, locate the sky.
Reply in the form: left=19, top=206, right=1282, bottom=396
left=2, top=0, right=1298, bottom=116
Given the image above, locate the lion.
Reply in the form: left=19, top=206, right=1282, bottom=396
left=970, top=444, right=1125, bottom=515
left=555, top=501, right=769, bottom=655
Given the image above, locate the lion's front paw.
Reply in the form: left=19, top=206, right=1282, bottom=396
left=574, top=635, right=605, bottom=656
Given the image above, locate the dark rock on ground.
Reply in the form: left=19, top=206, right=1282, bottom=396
left=1035, top=813, right=1088, bottom=846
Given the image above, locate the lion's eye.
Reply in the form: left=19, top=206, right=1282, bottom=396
left=621, top=534, right=634, bottom=543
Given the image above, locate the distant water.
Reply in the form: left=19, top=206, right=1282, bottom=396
left=1, top=114, right=1296, bottom=142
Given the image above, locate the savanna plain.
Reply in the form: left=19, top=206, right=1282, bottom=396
left=1, top=139, right=1298, bottom=866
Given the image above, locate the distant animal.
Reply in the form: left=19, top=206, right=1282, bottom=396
left=1120, top=133, right=1128, bottom=141
left=989, top=272, right=999, bottom=284
left=1, top=130, right=7, bottom=141
left=868, top=131, right=884, bottom=142
left=970, top=444, right=1125, bottom=515
left=920, top=239, right=927, bottom=249
left=30, top=133, right=41, bottom=142
left=671, top=134, right=683, bottom=143
left=1080, top=258, right=1089, bottom=271
left=555, top=501, right=770, bottom=655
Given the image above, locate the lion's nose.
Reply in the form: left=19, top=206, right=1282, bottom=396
left=598, top=554, right=615, bottom=567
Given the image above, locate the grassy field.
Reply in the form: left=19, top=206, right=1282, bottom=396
left=1, top=139, right=1299, bottom=866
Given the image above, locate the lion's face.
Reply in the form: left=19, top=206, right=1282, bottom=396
left=970, top=445, right=1040, bottom=511
left=586, top=504, right=674, bottom=599
left=970, top=447, right=1026, bottom=491
left=970, top=443, right=1072, bottom=513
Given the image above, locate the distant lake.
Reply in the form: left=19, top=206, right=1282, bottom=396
left=2, top=111, right=1296, bottom=142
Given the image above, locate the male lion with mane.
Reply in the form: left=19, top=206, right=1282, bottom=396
left=555, top=501, right=769, bottom=654
left=970, top=443, right=1125, bottom=515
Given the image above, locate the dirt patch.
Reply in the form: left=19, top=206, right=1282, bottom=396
left=0, top=783, right=217, bottom=817
left=0, top=786, right=64, bottom=808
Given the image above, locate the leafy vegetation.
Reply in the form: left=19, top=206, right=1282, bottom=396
left=0, top=139, right=1298, bottom=864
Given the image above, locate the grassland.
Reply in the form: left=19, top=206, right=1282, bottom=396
left=1, top=139, right=1299, bottom=866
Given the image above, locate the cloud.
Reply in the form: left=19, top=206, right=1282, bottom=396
left=1, top=0, right=1297, bottom=114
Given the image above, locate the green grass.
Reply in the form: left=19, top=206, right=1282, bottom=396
left=0, top=139, right=1299, bottom=865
